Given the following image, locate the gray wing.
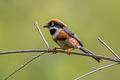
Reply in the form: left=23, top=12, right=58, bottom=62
left=63, top=26, right=83, bottom=46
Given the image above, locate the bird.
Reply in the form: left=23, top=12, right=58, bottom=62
left=43, top=19, right=101, bottom=62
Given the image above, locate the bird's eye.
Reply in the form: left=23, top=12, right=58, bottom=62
left=51, top=22, right=55, bottom=26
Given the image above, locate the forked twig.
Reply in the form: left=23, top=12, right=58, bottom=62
left=4, top=22, right=50, bottom=80
left=98, top=37, right=120, bottom=59
left=2, top=22, right=120, bottom=80
left=74, top=63, right=119, bottom=80
left=4, top=52, right=46, bottom=80
left=0, top=49, right=119, bottom=63
left=74, top=37, right=120, bottom=80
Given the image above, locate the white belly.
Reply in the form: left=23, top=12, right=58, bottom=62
left=57, top=39, right=78, bottom=49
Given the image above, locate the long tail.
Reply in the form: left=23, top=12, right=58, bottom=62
left=79, top=47, right=101, bottom=62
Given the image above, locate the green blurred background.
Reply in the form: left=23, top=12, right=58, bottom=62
left=0, top=0, right=120, bottom=80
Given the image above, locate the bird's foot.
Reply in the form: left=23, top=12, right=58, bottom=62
left=67, top=48, right=74, bottom=55
left=52, top=47, right=62, bottom=54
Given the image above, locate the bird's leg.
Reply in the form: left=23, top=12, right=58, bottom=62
left=52, top=47, right=63, bottom=54
left=67, top=48, right=74, bottom=55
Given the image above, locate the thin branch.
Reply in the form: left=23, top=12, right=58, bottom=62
left=98, top=37, right=120, bottom=59
left=0, top=49, right=120, bottom=63
left=74, top=63, right=119, bottom=80
left=4, top=52, right=46, bottom=80
left=34, top=21, right=50, bottom=50
left=74, top=37, right=120, bottom=80
left=4, top=22, right=50, bottom=80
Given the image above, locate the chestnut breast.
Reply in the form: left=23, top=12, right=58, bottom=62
left=53, top=30, right=80, bottom=49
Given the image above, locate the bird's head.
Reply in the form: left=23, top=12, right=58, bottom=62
left=43, top=19, right=66, bottom=29
left=43, top=19, right=67, bottom=36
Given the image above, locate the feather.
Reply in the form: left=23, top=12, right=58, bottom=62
left=63, top=26, right=83, bottom=46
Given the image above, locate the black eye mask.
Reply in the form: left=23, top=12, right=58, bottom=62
left=50, top=28, right=56, bottom=35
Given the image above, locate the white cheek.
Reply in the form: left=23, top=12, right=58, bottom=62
left=53, top=29, right=62, bottom=39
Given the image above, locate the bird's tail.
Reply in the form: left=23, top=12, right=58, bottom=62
left=79, top=47, right=101, bottom=62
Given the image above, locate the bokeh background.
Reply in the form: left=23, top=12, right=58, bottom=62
left=0, top=0, right=120, bottom=80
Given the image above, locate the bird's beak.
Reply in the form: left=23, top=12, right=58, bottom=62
left=43, top=24, right=49, bottom=28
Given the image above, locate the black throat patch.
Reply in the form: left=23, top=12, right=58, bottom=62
left=50, top=29, right=56, bottom=35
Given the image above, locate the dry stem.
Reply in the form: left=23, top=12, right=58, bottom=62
left=74, top=63, right=119, bottom=80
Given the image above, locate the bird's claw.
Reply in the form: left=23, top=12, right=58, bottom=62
left=52, top=48, right=57, bottom=54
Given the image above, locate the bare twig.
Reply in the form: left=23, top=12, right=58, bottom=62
left=74, top=63, right=119, bottom=80
left=34, top=21, right=50, bottom=50
left=74, top=37, right=120, bottom=80
left=0, top=49, right=120, bottom=63
left=4, top=22, right=50, bottom=80
left=4, top=52, right=46, bottom=80
left=98, top=37, right=120, bottom=59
